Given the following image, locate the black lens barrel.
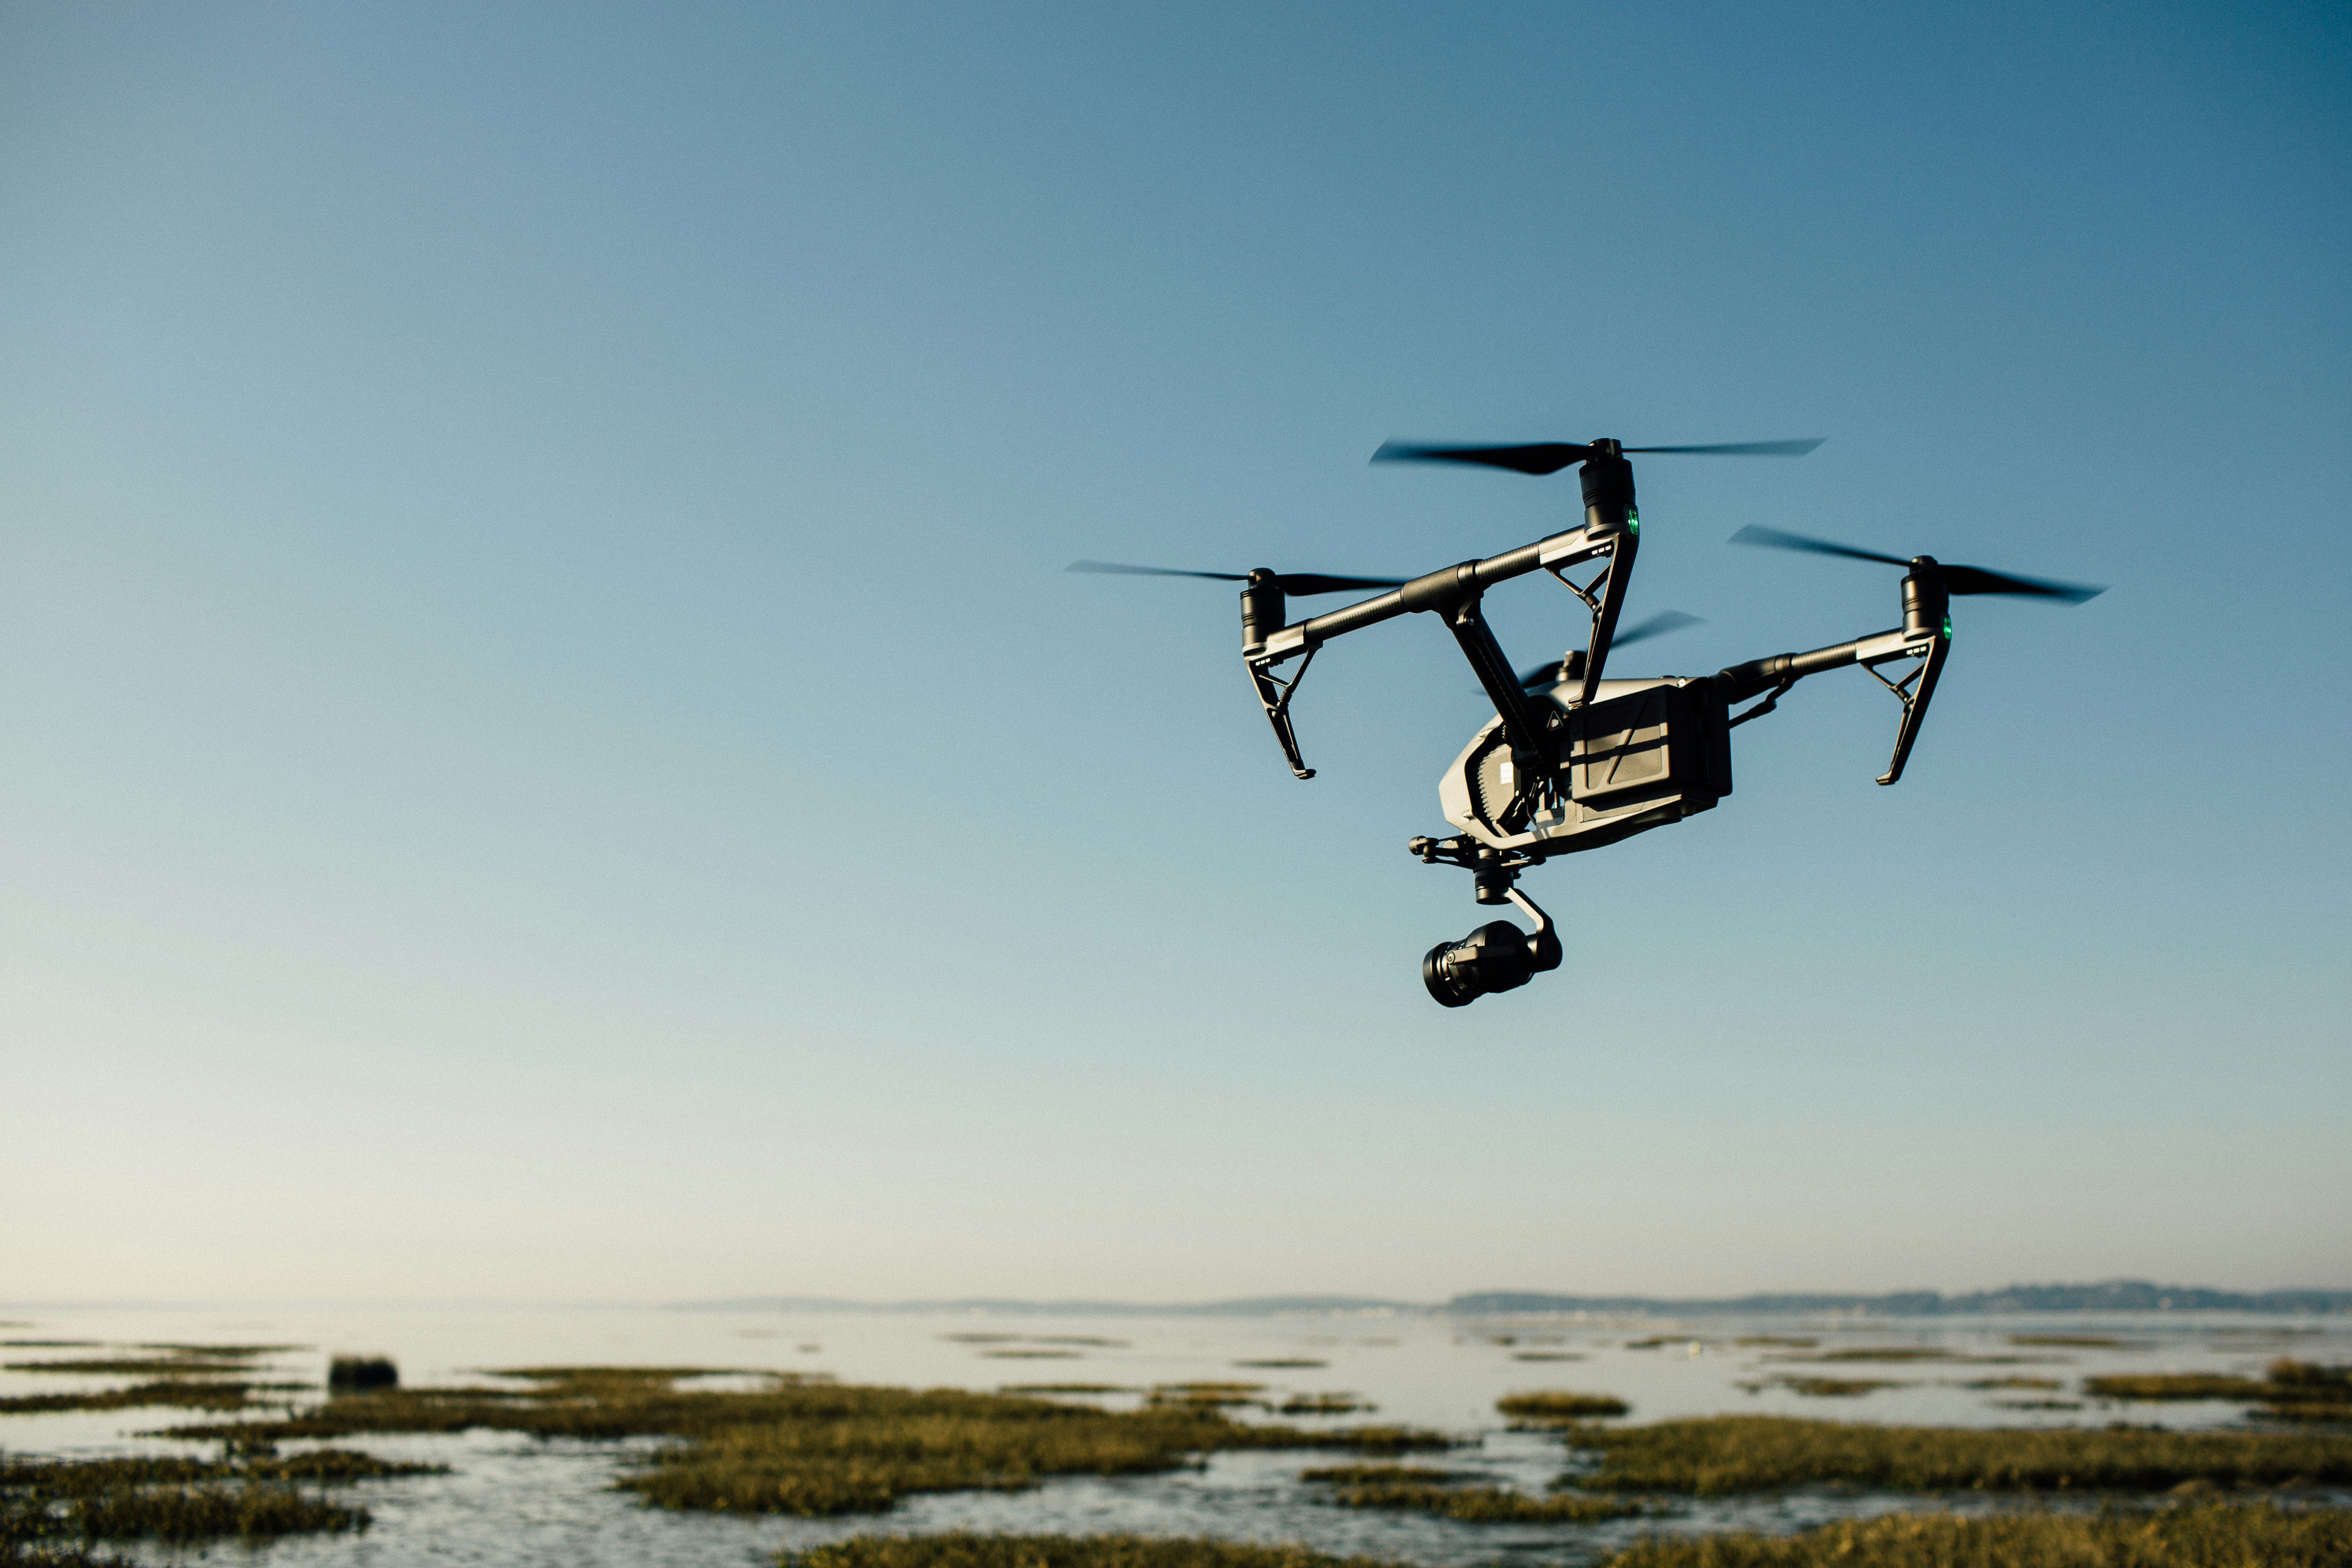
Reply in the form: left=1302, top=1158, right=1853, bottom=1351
left=1421, top=919, right=1540, bottom=1007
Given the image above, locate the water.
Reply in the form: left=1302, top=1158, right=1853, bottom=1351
left=4, top=1303, right=2344, bottom=1566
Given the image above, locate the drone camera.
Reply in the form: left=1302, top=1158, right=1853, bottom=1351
left=1422, top=919, right=1548, bottom=1007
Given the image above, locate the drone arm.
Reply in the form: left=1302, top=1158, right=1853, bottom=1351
left=1435, top=596, right=1551, bottom=763
left=1250, top=519, right=1622, bottom=668
left=1716, top=621, right=1949, bottom=783
left=1716, top=630, right=1891, bottom=704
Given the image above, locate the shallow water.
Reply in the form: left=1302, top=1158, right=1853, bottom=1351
left=3, top=1304, right=2345, bottom=1566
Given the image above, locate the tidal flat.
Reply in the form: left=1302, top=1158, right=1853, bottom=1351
left=1, top=1307, right=2347, bottom=1568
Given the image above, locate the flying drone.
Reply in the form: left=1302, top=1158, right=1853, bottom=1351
left=1071, top=437, right=2103, bottom=1007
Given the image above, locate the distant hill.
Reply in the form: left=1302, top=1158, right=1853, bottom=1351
left=671, top=1280, right=2351, bottom=1316
left=1446, top=1281, right=2352, bottom=1316
left=670, top=1294, right=1422, bottom=1316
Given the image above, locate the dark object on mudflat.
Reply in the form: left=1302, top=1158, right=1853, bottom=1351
left=327, top=1356, right=398, bottom=1392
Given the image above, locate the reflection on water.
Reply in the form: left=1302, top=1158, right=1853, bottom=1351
left=3, top=1305, right=2344, bottom=1566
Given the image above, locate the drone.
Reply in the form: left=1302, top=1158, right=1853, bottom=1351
left=1071, top=437, right=2104, bottom=1007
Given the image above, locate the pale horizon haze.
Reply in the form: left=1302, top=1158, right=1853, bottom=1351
left=3, top=2, right=2347, bottom=1306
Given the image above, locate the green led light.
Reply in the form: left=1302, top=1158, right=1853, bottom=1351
left=1627, top=508, right=1640, bottom=535
left=1942, top=613, right=1953, bottom=639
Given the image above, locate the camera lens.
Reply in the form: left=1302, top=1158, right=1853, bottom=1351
left=1422, top=919, right=1539, bottom=1007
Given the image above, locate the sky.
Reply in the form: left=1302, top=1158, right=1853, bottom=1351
left=3, top=1, right=2347, bottom=1306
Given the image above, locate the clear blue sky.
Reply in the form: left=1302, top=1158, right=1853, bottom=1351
left=4, top=1, right=2345, bottom=1304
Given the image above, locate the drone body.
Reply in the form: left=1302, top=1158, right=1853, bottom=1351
left=1070, top=436, right=2102, bottom=1007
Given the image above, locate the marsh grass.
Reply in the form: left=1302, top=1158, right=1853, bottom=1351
left=2088, top=1360, right=2352, bottom=1424
left=1734, top=1338, right=1817, bottom=1349
left=1324, top=1482, right=1649, bottom=1523
left=1497, top=1392, right=1630, bottom=1423
left=1964, top=1377, right=2062, bottom=1390
left=161, top=1367, right=1459, bottom=1518
left=998, top=1386, right=1132, bottom=1396
left=792, top=1533, right=1401, bottom=1568
left=1590, top=1502, right=2352, bottom=1567
left=1298, top=1463, right=1646, bottom=1522
left=1234, top=1360, right=1326, bottom=1370
left=1761, top=1377, right=1902, bottom=1399
left=1298, top=1465, right=1453, bottom=1485
left=1553, top=1414, right=2352, bottom=1494
left=1512, top=1353, right=1585, bottom=1362
left=0, top=1381, right=267, bottom=1414
left=0, top=1448, right=429, bottom=1556
left=1147, top=1383, right=1266, bottom=1409
left=2010, top=1335, right=2140, bottom=1348
left=5, top=1356, right=261, bottom=1377
left=1279, top=1396, right=1370, bottom=1417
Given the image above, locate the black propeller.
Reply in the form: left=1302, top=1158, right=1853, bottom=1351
left=1517, top=611, right=1704, bottom=686
left=1728, top=525, right=2106, bottom=603
left=1066, top=560, right=1404, bottom=597
left=1374, top=437, right=1824, bottom=476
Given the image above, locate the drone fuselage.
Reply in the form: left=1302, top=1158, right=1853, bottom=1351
left=1438, top=676, right=1734, bottom=860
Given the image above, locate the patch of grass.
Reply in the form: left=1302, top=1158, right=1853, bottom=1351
left=1624, top=1338, right=1688, bottom=1350
left=1279, top=1395, right=1371, bottom=1417
left=1306, top=1426, right=1461, bottom=1453
left=1234, top=1360, right=1326, bottom=1369
left=0, top=1381, right=268, bottom=1414
left=1991, top=1400, right=2085, bottom=1411
left=998, top=1385, right=1131, bottom=1396
left=941, top=1334, right=1020, bottom=1344
left=4, top=1357, right=258, bottom=1377
left=1034, top=1338, right=1126, bottom=1348
left=791, top=1534, right=1403, bottom=1568
left=1299, top=1464, right=1455, bottom=1485
left=1734, top=1337, right=1817, bottom=1349
left=0, top=1449, right=426, bottom=1556
left=1590, top=1502, right=2352, bottom=1567
left=1554, top=1414, right=2352, bottom=1495
left=1497, top=1391, right=1630, bottom=1423
left=984, top=1351, right=1081, bottom=1360
left=1148, top=1382, right=1265, bottom=1407
left=1315, top=1479, right=1650, bottom=1523
left=2008, top=1334, right=2137, bottom=1348
left=158, top=1367, right=1458, bottom=1517
left=2089, top=1360, right=2352, bottom=1426
left=0, top=1341, right=102, bottom=1349
left=1512, top=1353, right=1585, bottom=1362
left=1768, top=1377, right=1902, bottom=1398
left=2084, top=1375, right=2265, bottom=1402
left=1301, top=1464, right=1648, bottom=1523
left=1964, top=1377, right=2062, bottom=1390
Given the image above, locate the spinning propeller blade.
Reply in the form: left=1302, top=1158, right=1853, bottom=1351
left=1066, top=560, right=1404, bottom=596
left=1373, top=437, right=1822, bottom=474
left=1728, top=526, right=2105, bottom=603
left=1517, top=611, right=1704, bottom=686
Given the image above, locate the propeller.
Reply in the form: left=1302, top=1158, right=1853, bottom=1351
left=1374, top=437, right=1824, bottom=476
left=1728, top=525, right=2105, bottom=603
left=1066, top=560, right=1404, bottom=596
left=1517, top=610, right=1704, bottom=686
